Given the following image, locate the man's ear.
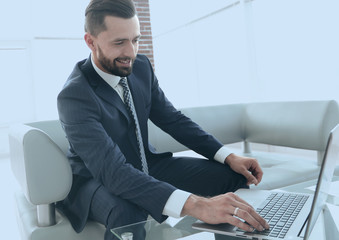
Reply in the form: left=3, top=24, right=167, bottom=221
left=84, top=33, right=96, bottom=52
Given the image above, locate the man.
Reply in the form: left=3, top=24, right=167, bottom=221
left=57, top=0, right=269, bottom=239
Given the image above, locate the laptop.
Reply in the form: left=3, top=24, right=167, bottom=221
left=192, top=124, right=339, bottom=240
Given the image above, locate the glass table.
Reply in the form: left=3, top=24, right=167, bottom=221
left=111, top=216, right=202, bottom=240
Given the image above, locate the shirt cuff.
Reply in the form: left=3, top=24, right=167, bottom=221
left=214, top=146, right=232, bottom=164
left=162, top=190, right=191, bottom=218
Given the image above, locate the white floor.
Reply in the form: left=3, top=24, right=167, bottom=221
left=0, top=158, right=21, bottom=239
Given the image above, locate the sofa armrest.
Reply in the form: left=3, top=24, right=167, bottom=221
left=9, top=124, right=72, bottom=205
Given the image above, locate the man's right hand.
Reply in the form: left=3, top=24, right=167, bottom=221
left=181, top=192, right=269, bottom=232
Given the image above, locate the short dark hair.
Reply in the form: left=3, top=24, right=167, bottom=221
left=85, top=0, right=136, bottom=36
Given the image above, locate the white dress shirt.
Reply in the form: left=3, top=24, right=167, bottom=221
left=91, top=56, right=232, bottom=218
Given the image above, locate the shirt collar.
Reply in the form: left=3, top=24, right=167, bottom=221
left=90, top=55, right=121, bottom=88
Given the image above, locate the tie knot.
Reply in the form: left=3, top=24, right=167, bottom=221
left=119, top=77, right=128, bottom=89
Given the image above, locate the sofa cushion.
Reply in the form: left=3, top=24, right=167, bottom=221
left=246, top=151, right=320, bottom=190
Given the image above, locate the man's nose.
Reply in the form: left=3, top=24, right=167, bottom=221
left=123, top=41, right=138, bottom=58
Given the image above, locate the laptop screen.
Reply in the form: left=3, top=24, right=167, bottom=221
left=304, top=125, right=339, bottom=239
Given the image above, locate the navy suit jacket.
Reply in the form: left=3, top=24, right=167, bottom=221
left=57, top=54, right=223, bottom=232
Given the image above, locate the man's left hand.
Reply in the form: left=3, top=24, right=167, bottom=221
left=225, top=153, right=263, bottom=186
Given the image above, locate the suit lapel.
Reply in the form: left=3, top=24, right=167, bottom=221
left=80, top=57, right=144, bottom=159
left=80, top=57, right=131, bottom=124
left=80, top=57, right=141, bottom=158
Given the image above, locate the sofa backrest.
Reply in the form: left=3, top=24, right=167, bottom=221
left=148, top=103, right=246, bottom=153
left=244, top=100, right=339, bottom=152
left=148, top=100, right=339, bottom=155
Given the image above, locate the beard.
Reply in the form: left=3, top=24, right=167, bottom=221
left=97, top=45, right=134, bottom=77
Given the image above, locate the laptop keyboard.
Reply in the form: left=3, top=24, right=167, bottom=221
left=254, top=192, right=309, bottom=238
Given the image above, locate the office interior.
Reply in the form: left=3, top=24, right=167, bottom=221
left=1, top=0, right=339, bottom=239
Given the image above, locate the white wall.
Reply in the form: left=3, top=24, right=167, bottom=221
left=0, top=0, right=90, bottom=155
left=150, top=0, right=252, bottom=108
left=149, top=0, right=339, bottom=108
left=252, top=0, right=339, bottom=102
left=1, top=0, right=339, bottom=155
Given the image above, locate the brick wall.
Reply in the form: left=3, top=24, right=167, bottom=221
left=134, top=0, right=155, bottom=69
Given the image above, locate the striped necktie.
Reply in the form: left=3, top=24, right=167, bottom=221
left=119, top=77, right=149, bottom=174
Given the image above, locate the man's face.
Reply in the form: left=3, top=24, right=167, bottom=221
left=87, top=15, right=140, bottom=77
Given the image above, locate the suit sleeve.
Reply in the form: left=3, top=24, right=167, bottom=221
left=148, top=72, right=223, bottom=160
left=57, top=76, right=176, bottom=222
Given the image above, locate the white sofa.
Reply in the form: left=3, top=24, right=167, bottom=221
left=148, top=100, right=339, bottom=189
left=9, top=100, right=339, bottom=239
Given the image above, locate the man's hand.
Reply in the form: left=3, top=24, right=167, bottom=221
left=181, top=193, right=269, bottom=232
left=225, top=153, right=263, bottom=186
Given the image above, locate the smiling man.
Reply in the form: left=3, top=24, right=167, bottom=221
left=86, top=14, right=140, bottom=76
left=57, top=0, right=268, bottom=239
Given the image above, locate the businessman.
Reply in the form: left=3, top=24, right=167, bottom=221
left=57, top=0, right=269, bottom=239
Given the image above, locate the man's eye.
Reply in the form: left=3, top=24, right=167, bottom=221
left=114, top=41, right=124, bottom=45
